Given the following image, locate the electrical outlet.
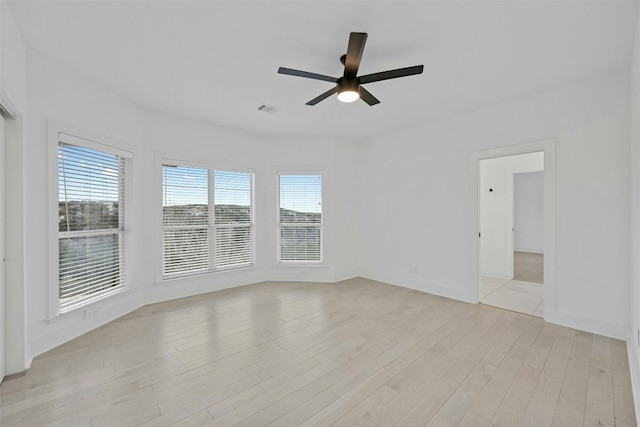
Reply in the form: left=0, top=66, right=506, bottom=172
left=408, top=266, right=418, bottom=274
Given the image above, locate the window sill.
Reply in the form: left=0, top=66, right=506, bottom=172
left=271, top=263, right=329, bottom=269
left=155, top=265, right=260, bottom=286
left=47, top=287, right=131, bottom=323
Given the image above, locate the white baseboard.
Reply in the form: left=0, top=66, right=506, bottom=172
left=361, top=270, right=628, bottom=342
left=545, top=310, right=628, bottom=341
left=147, top=267, right=264, bottom=305
left=334, top=269, right=360, bottom=282
left=514, top=247, right=543, bottom=254
left=480, top=269, right=511, bottom=280
left=360, top=270, right=476, bottom=304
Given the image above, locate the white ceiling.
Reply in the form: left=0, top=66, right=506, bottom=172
left=7, top=0, right=640, bottom=140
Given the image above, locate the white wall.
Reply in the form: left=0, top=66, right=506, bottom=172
left=360, top=69, right=630, bottom=338
left=480, top=152, right=543, bottom=279
left=262, top=135, right=361, bottom=283
left=1, top=0, right=27, bottom=114
left=17, top=48, right=361, bottom=361
left=25, top=51, right=147, bottom=358
left=141, top=111, right=269, bottom=304
left=628, top=5, right=640, bottom=420
left=514, top=171, right=544, bottom=254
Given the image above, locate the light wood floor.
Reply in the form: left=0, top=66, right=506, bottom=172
left=0, top=278, right=636, bottom=426
left=514, top=251, right=544, bottom=284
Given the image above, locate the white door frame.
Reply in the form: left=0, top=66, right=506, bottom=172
left=1, top=89, right=27, bottom=375
left=0, top=116, right=5, bottom=383
left=470, top=139, right=556, bottom=321
left=506, top=171, right=515, bottom=281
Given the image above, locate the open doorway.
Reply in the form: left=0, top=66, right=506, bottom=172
left=478, top=152, right=544, bottom=317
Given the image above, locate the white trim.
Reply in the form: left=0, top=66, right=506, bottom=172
left=4, top=114, right=29, bottom=375
left=156, top=154, right=257, bottom=283
left=155, top=265, right=261, bottom=286
left=58, top=132, right=132, bottom=159
left=479, top=270, right=512, bottom=280
left=470, top=139, right=556, bottom=319
left=361, top=270, right=476, bottom=304
left=157, top=150, right=256, bottom=174
left=50, top=120, right=135, bottom=155
left=276, top=170, right=325, bottom=265
left=514, top=247, right=544, bottom=254
left=58, top=285, right=127, bottom=316
left=48, top=120, right=134, bottom=320
left=147, top=268, right=263, bottom=305
left=270, top=264, right=330, bottom=270
left=334, top=269, right=360, bottom=282
left=546, top=310, right=628, bottom=341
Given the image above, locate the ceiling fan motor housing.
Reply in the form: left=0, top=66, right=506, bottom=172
left=337, top=76, right=359, bottom=93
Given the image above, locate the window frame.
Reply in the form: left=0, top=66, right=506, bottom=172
left=48, top=122, right=133, bottom=318
left=159, top=157, right=255, bottom=281
left=277, top=171, right=324, bottom=265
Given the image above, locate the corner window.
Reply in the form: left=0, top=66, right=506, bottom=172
left=162, top=163, right=254, bottom=278
left=57, top=135, right=131, bottom=312
left=278, top=173, right=323, bottom=263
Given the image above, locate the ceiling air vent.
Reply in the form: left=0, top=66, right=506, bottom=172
left=257, top=104, right=278, bottom=114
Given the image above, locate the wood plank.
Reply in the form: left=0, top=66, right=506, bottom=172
left=393, top=377, right=459, bottom=426
left=330, top=385, right=398, bottom=426
left=611, top=338, right=637, bottom=426
left=467, top=318, right=544, bottom=421
left=425, top=390, right=472, bottom=427
left=266, top=390, right=338, bottom=427
left=299, top=368, right=394, bottom=427
left=584, top=334, right=615, bottom=427
left=557, top=329, right=592, bottom=414
left=551, top=400, right=584, bottom=427
left=207, top=360, right=340, bottom=426
left=521, top=330, right=573, bottom=426
left=489, top=323, right=557, bottom=426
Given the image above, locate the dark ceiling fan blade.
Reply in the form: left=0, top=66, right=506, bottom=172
left=359, top=65, right=424, bottom=84
left=359, top=87, right=380, bottom=106
left=306, top=86, right=338, bottom=106
left=344, top=32, right=367, bottom=77
left=278, top=67, right=337, bottom=83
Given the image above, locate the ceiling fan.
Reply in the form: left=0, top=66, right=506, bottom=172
left=278, top=32, right=423, bottom=106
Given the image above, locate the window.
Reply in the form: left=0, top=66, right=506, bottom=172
left=57, top=135, right=131, bottom=311
left=214, top=170, right=252, bottom=268
left=162, top=164, right=253, bottom=278
left=278, top=173, right=322, bottom=262
left=162, top=165, right=209, bottom=276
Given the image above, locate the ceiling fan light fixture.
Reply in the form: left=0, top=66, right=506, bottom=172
left=337, top=89, right=360, bottom=103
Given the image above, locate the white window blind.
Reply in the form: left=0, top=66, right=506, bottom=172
left=214, top=170, right=253, bottom=268
left=58, top=141, right=129, bottom=310
left=162, top=165, right=209, bottom=276
left=278, top=174, right=322, bottom=262
left=162, top=164, right=253, bottom=278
